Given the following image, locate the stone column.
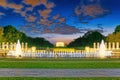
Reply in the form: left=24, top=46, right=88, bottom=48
left=97, top=42, right=99, bottom=50
left=6, top=42, right=9, bottom=50
left=93, top=43, right=96, bottom=50
left=10, top=42, right=13, bottom=50
left=2, top=42, right=5, bottom=50
left=25, top=42, right=28, bottom=51
left=85, top=47, right=90, bottom=53
left=14, top=43, right=16, bottom=50
left=105, top=42, right=107, bottom=50
left=112, top=42, right=115, bottom=50
left=22, top=42, right=24, bottom=51
left=116, top=42, right=119, bottom=50
left=108, top=42, right=111, bottom=50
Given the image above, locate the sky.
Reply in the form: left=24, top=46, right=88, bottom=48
left=0, top=0, right=120, bottom=44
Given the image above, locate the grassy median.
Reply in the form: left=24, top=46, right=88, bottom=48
left=0, top=58, right=120, bottom=68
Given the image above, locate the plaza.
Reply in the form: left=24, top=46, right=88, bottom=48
left=0, top=40, right=120, bottom=58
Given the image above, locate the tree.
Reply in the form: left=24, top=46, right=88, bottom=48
left=3, top=25, right=22, bottom=42
left=106, top=34, right=115, bottom=42
left=114, top=25, right=120, bottom=33
left=106, top=25, right=120, bottom=43
left=106, top=32, right=120, bottom=43
left=1, top=25, right=53, bottom=48
left=68, top=30, right=105, bottom=48
left=0, top=27, right=4, bottom=42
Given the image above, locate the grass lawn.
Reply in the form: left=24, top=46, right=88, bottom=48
left=0, top=77, right=120, bottom=80
left=0, top=58, right=120, bottom=68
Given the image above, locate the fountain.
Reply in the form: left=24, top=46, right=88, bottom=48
left=98, top=40, right=106, bottom=58
left=15, top=40, right=22, bottom=57
left=7, top=39, right=112, bottom=58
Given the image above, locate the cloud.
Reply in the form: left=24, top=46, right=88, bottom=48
left=23, top=0, right=47, bottom=7
left=74, top=1, right=110, bottom=21
left=8, top=3, right=23, bottom=10
left=25, top=15, right=37, bottom=22
left=0, top=0, right=8, bottom=8
left=13, top=6, right=34, bottom=18
left=58, top=17, right=66, bottom=23
left=18, top=0, right=56, bottom=34
left=39, top=9, right=52, bottom=19
left=0, top=0, right=23, bottom=10
left=0, top=0, right=54, bottom=22
left=40, top=22, right=81, bottom=34
left=15, top=0, right=54, bottom=25
left=54, top=24, right=80, bottom=34
left=23, top=0, right=55, bottom=8
left=53, top=14, right=60, bottom=20
left=75, top=6, right=82, bottom=16
left=0, top=0, right=23, bottom=19
left=0, top=12, right=5, bottom=16
left=0, top=0, right=81, bottom=36
left=0, top=12, right=5, bottom=19
left=38, top=18, right=52, bottom=26
left=45, top=2, right=55, bottom=9
left=85, top=4, right=109, bottom=18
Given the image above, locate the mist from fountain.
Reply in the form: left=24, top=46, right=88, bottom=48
left=99, top=40, right=106, bottom=58
left=15, top=40, right=22, bottom=57
left=7, top=39, right=112, bottom=58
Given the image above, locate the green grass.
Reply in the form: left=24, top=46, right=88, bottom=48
left=0, top=77, right=120, bottom=80
left=0, top=58, right=120, bottom=68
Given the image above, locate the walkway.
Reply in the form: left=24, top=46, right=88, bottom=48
left=0, top=69, right=120, bottom=77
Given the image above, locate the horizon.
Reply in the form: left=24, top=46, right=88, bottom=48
left=0, top=0, right=120, bottom=44
left=0, top=25, right=113, bottom=45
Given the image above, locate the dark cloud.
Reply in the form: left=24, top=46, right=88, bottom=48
left=79, top=26, right=105, bottom=33
left=97, top=24, right=103, bottom=29
left=41, top=23, right=81, bottom=34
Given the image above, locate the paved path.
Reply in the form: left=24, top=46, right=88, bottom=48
left=0, top=69, right=120, bottom=77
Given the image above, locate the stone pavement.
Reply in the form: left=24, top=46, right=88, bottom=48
left=0, top=69, right=120, bottom=77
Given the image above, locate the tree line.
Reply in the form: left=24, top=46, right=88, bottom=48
left=0, top=25, right=120, bottom=49
left=68, top=25, right=120, bottom=48
left=0, top=25, right=53, bottom=49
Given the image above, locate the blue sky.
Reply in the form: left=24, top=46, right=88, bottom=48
left=0, top=0, right=120, bottom=44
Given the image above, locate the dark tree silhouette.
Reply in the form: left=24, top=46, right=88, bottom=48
left=1, top=25, right=53, bottom=49
left=68, top=30, right=105, bottom=48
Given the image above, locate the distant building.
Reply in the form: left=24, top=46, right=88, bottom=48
left=55, top=42, right=65, bottom=47
left=52, top=48, right=75, bottom=53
